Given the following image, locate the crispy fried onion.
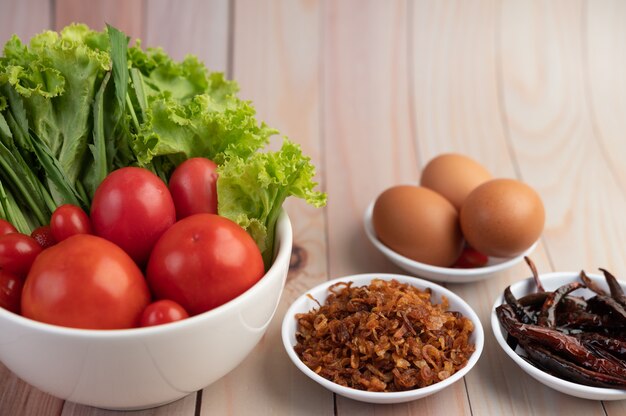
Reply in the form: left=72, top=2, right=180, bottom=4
left=294, top=279, right=475, bottom=392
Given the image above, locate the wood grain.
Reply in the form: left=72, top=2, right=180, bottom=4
left=322, top=0, right=470, bottom=414
left=500, top=0, right=626, bottom=277
left=144, top=0, right=230, bottom=74
left=584, top=0, right=626, bottom=274
left=584, top=1, right=626, bottom=414
left=410, top=0, right=516, bottom=175
left=201, top=0, right=333, bottom=414
left=61, top=394, right=197, bottom=416
left=407, top=1, right=564, bottom=415
left=54, top=0, right=144, bottom=40
left=322, top=0, right=419, bottom=281
left=499, top=1, right=619, bottom=412
left=0, top=368, right=63, bottom=416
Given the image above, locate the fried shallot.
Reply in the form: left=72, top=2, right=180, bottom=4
left=293, top=279, right=475, bottom=392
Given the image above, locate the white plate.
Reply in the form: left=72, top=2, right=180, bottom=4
left=491, top=271, right=626, bottom=401
left=282, top=273, right=484, bottom=404
left=363, top=202, right=537, bottom=283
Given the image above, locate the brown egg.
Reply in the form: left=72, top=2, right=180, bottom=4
left=372, top=185, right=463, bottom=267
left=460, top=179, right=545, bottom=258
left=420, top=153, right=492, bottom=211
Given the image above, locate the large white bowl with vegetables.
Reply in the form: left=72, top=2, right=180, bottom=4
left=0, top=210, right=293, bottom=410
left=0, top=25, right=325, bottom=409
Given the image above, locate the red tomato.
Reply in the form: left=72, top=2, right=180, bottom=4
left=452, top=246, right=489, bottom=269
left=0, top=219, right=17, bottom=236
left=139, top=300, right=189, bottom=327
left=50, top=204, right=92, bottom=242
left=0, top=233, right=42, bottom=278
left=146, top=214, right=264, bottom=315
left=169, top=158, right=218, bottom=220
left=90, top=167, right=176, bottom=265
left=0, top=270, right=23, bottom=314
left=21, top=234, right=150, bottom=329
left=31, top=225, right=57, bottom=249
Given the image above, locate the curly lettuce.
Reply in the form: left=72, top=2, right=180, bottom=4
left=127, top=44, right=275, bottom=170
left=3, top=25, right=110, bottom=184
left=218, top=140, right=326, bottom=267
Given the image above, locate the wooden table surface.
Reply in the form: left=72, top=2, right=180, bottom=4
left=1, top=0, right=626, bottom=415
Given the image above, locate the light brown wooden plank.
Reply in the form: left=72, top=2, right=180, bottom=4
left=584, top=0, right=626, bottom=270
left=322, top=0, right=470, bottom=414
left=501, top=0, right=626, bottom=275
left=0, top=362, right=64, bottom=416
left=411, top=0, right=515, bottom=174
left=322, top=0, right=420, bottom=282
left=499, top=0, right=622, bottom=412
left=200, top=0, right=333, bottom=414
left=407, top=1, right=563, bottom=415
left=55, top=0, right=144, bottom=40
left=584, top=1, right=626, bottom=414
left=144, top=0, right=230, bottom=74
left=585, top=1, right=626, bottom=199
left=60, top=394, right=197, bottom=416
left=0, top=0, right=51, bottom=45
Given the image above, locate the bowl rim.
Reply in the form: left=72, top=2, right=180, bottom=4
left=363, top=200, right=538, bottom=277
left=490, top=270, right=626, bottom=399
left=281, top=272, right=485, bottom=401
left=0, top=210, right=293, bottom=338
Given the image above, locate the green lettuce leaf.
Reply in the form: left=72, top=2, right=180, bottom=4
left=2, top=25, right=110, bottom=184
left=127, top=44, right=271, bottom=176
left=131, top=94, right=276, bottom=169
left=128, top=45, right=221, bottom=102
left=217, top=139, right=326, bottom=268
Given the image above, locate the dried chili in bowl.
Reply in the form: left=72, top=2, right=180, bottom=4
left=293, top=279, right=475, bottom=392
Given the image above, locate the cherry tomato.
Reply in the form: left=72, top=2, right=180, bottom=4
left=21, top=234, right=150, bottom=329
left=90, top=167, right=176, bottom=265
left=146, top=214, right=264, bottom=315
left=50, top=204, right=92, bottom=242
left=139, top=300, right=189, bottom=327
left=452, top=246, right=489, bottom=269
left=31, top=225, right=57, bottom=249
left=0, top=219, right=17, bottom=236
left=169, top=158, right=218, bottom=220
left=0, top=233, right=42, bottom=278
left=0, top=270, right=23, bottom=314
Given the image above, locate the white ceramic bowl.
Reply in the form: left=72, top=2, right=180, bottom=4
left=282, top=273, right=484, bottom=404
left=0, top=211, right=292, bottom=410
left=363, top=202, right=537, bottom=283
left=491, top=271, right=626, bottom=400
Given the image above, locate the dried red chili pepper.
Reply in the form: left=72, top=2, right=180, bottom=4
left=497, top=264, right=626, bottom=388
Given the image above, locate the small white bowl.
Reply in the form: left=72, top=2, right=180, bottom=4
left=491, top=271, right=626, bottom=401
left=363, top=202, right=537, bottom=283
left=0, top=211, right=292, bottom=410
left=282, top=273, right=484, bottom=404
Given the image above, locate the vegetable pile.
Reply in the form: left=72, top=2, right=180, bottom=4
left=0, top=24, right=326, bottom=329
left=0, top=23, right=325, bottom=266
